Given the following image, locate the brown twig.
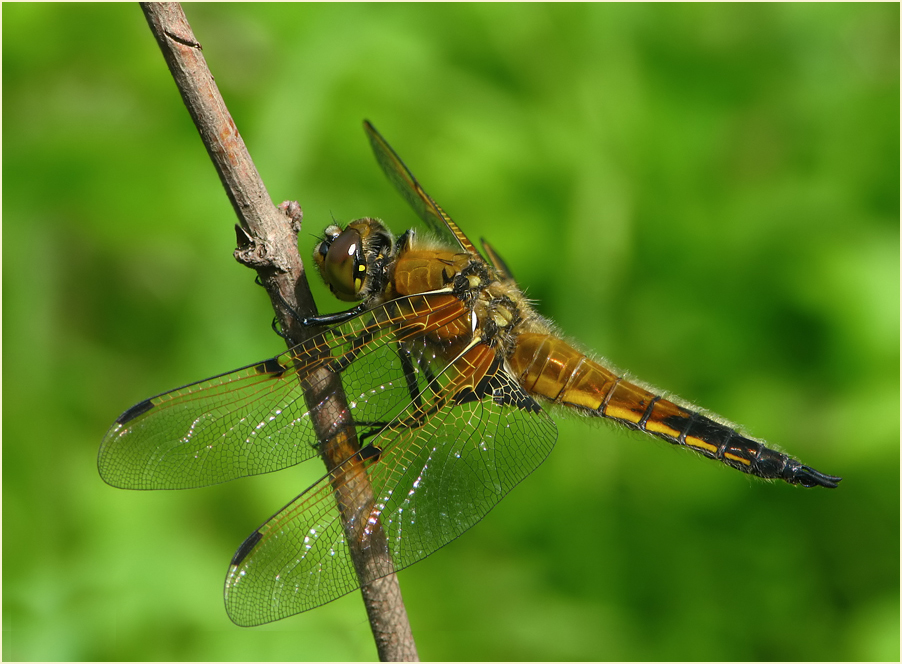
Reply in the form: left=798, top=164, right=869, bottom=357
left=139, top=4, right=418, bottom=661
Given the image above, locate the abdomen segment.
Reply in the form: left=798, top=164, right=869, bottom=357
left=508, top=333, right=841, bottom=488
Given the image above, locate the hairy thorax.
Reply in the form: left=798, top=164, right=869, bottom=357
left=390, top=243, right=549, bottom=360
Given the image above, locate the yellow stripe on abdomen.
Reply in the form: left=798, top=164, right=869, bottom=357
left=507, top=332, right=833, bottom=485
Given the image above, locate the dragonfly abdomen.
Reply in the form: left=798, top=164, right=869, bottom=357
left=509, top=333, right=840, bottom=488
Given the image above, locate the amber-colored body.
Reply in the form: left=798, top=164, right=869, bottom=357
left=383, top=236, right=821, bottom=486
left=98, top=121, right=839, bottom=628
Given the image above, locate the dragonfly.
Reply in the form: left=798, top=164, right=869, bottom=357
left=99, top=121, right=841, bottom=627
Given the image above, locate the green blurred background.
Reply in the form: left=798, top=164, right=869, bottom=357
left=4, top=3, right=899, bottom=661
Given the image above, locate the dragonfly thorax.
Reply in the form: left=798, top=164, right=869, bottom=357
left=98, top=120, right=841, bottom=631
left=434, top=256, right=535, bottom=358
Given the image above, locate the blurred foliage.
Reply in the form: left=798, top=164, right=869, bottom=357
left=3, top=3, right=899, bottom=661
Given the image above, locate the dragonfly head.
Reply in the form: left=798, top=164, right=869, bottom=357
left=313, top=218, right=395, bottom=302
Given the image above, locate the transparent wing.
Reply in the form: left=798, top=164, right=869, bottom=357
left=224, top=342, right=557, bottom=626
left=98, top=293, right=468, bottom=490
left=480, top=237, right=517, bottom=284
left=364, top=120, right=480, bottom=256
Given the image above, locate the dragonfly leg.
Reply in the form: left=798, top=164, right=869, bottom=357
left=295, top=304, right=371, bottom=327
left=269, top=316, right=293, bottom=342
left=397, top=342, right=429, bottom=411
left=261, top=276, right=371, bottom=328
left=350, top=343, right=436, bottom=453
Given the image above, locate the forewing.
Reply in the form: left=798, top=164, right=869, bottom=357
left=98, top=294, right=468, bottom=490
left=223, top=343, right=557, bottom=625
left=480, top=237, right=517, bottom=283
left=364, top=120, right=480, bottom=256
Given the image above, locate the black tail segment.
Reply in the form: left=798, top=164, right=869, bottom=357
left=636, top=404, right=842, bottom=489
left=782, top=459, right=843, bottom=489
left=749, top=441, right=842, bottom=488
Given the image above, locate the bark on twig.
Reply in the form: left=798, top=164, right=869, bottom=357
left=139, top=4, right=418, bottom=661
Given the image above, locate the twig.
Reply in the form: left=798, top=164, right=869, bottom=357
left=139, top=4, right=418, bottom=661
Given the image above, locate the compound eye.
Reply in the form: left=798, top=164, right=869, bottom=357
left=323, top=228, right=364, bottom=300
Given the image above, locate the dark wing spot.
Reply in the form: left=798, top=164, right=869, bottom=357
left=358, top=443, right=383, bottom=462
left=452, top=387, right=480, bottom=406
left=489, top=378, right=541, bottom=413
left=454, top=356, right=541, bottom=413
left=117, top=398, right=155, bottom=425
left=230, top=530, right=263, bottom=566
left=332, top=330, right=375, bottom=373
left=255, top=358, right=285, bottom=376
